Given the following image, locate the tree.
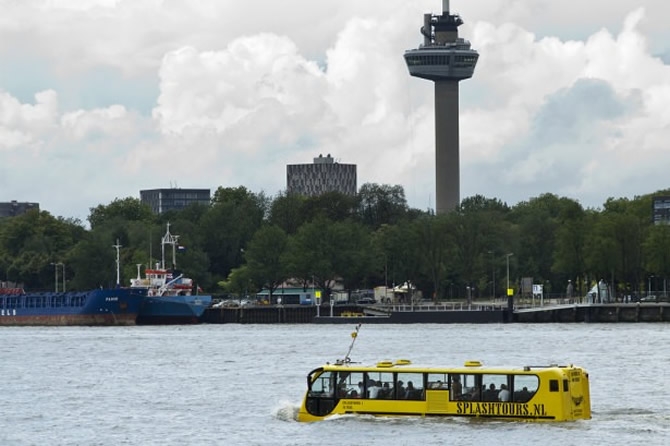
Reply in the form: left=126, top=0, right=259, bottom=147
left=67, top=230, right=119, bottom=290
left=643, top=224, right=670, bottom=291
left=552, top=200, right=588, bottom=287
left=219, top=265, right=256, bottom=298
left=268, top=192, right=305, bottom=234
left=88, top=197, right=154, bottom=229
left=302, top=191, right=359, bottom=223
left=372, top=220, right=423, bottom=301
left=358, top=183, right=409, bottom=229
left=588, top=198, right=647, bottom=295
left=244, top=225, right=289, bottom=299
left=0, top=210, right=85, bottom=289
left=282, top=218, right=370, bottom=300
left=200, top=186, right=266, bottom=285
left=508, top=194, right=576, bottom=293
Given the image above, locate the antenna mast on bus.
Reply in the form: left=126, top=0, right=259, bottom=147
left=339, top=324, right=361, bottom=364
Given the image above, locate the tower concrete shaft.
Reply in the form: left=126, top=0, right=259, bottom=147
left=435, top=81, right=460, bottom=213
left=404, top=1, right=478, bottom=213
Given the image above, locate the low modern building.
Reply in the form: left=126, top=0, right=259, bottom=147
left=0, top=201, right=39, bottom=218
left=286, top=154, right=357, bottom=197
left=140, top=188, right=211, bottom=214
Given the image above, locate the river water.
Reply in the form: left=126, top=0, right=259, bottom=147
left=1, top=323, right=668, bottom=445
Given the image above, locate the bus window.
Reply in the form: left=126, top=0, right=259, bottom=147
left=450, top=373, right=482, bottom=400
left=337, top=371, right=365, bottom=399
left=365, top=371, right=394, bottom=399
left=513, top=375, right=538, bottom=402
left=309, top=371, right=335, bottom=397
left=450, top=373, right=464, bottom=400
left=482, top=374, right=508, bottom=401
left=427, top=373, right=449, bottom=390
left=462, top=374, right=483, bottom=401
left=396, top=372, right=424, bottom=400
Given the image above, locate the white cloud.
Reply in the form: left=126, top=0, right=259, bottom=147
left=0, top=89, right=58, bottom=151
left=0, top=0, right=669, bottom=219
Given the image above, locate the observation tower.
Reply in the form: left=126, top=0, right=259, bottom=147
left=404, top=0, right=478, bottom=213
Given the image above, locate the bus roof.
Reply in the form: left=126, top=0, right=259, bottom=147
left=318, top=359, right=579, bottom=374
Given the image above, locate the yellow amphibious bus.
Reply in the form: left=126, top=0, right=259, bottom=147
left=297, top=328, right=591, bottom=422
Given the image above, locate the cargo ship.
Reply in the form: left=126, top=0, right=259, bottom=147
left=131, top=223, right=212, bottom=324
left=0, top=287, right=146, bottom=326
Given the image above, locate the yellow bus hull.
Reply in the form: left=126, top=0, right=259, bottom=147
left=297, top=361, right=591, bottom=422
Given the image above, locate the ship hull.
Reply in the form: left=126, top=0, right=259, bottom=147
left=136, top=294, right=212, bottom=325
left=0, top=288, right=146, bottom=326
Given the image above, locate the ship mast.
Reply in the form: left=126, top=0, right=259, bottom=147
left=113, top=239, right=122, bottom=286
left=161, top=222, right=180, bottom=270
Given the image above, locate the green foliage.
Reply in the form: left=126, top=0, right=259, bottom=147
left=358, top=183, right=409, bottom=229
left=67, top=229, right=118, bottom=289
left=200, top=187, right=266, bottom=285
left=0, top=210, right=85, bottom=289
left=88, top=197, right=154, bottom=229
left=268, top=192, right=305, bottom=234
left=244, top=224, right=289, bottom=295
left=5, top=185, right=670, bottom=300
left=282, top=217, right=370, bottom=298
left=302, top=191, right=359, bottom=223
left=220, top=265, right=257, bottom=297
left=643, top=225, right=670, bottom=278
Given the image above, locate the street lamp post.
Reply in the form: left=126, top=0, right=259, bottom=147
left=50, top=262, right=59, bottom=292
left=50, top=262, right=64, bottom=292
left=505, top=253, right=514, bottom=296
left=488, top=250, right=495, bottom=300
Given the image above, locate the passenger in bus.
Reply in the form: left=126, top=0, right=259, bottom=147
left=349, top=390, right=360, bottom=398
left=498, top=383, right=510, bottom=401
left=483, top=383, right=498, bottom=401
left=368, top=380, right=381, bottom=398
left=338, top=383, right=348, bottom=398
left=379, top=382, right=391, bottom=398
left=516, top=386, right=532, bottom=402
left=396, top=380, right=406, bottom=399
left=406, top=381, right=421, bottom=399
left=451, top=375, right=463, bottom=400
left=467, top=385, right=482, bottom=401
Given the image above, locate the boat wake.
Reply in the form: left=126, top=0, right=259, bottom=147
left=599, top=408, right=655, bottom=417
left=273, top=401, right=301, bottom=422
left=593, top=407, right=656, bottom=419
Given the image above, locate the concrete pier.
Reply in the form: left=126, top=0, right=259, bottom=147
left=513, top=303, right=670, bottom=323
left=201, top=302, right=670, bottom=324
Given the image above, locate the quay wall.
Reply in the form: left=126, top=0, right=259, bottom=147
left=513, top=303, right=670, bottom=323
left=203, top=303, right=670, bottom=324
left=202, top=305, right=506, bottom=324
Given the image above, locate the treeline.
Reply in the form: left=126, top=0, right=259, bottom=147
left=1, top=183, right=669, bottom=301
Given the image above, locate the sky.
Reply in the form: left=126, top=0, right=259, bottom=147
left=1, top=0, right=670, bottom=222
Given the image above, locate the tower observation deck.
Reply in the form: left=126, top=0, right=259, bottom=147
left=404, top=0, right=478, bottom=213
